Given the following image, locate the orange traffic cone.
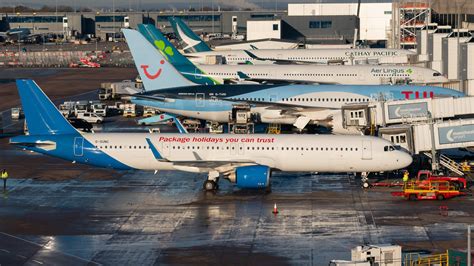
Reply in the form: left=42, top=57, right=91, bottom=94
left=272, top=203, right=279, bottom=214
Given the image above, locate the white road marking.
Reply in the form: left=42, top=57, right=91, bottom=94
left=32, top=260, right=43, bottom=264
left=0, top=232, right=100, bottom=265
left=16, top=254, right=26, bottom=259
left=0, top=249, right=10, bottom=253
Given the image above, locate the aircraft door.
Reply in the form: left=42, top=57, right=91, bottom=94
left=74, top=137, right=84, bottom=156
left=196, top=93, right=205, bottom=107
left=230, top=143, right=245, bottom=156
left=237, top=143, right=245, bottom=155
left=194, top=67, right=202, bottom=79
left=361, top=140, right=372, bottom=160
left=269, top=94, right=278, bottom=102
left=159, top=142, right=171, bottom=157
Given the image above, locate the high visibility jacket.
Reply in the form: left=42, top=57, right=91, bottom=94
left=1, top=172, right=8, bottom=179
left=402, top=174, right=409, bottom=182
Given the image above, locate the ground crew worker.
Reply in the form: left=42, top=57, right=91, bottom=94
left=402, top=171, right=409, bottom=188
left=1, top=169, right=8, bottom=191
left=462, top=160, right=471, bottom=172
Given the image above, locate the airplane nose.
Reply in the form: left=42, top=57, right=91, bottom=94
left=398, top=152, right=413, bottom=168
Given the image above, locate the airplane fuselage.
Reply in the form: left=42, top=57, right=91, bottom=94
left=195, top=65, right=447, bottom=85
left=186, top=48, right=416, bottom=65
left=13, top=133, right=413, bottom=173
left=133, top=84, right=464, bottom=132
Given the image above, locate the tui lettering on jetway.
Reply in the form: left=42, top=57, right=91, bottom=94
left=401, top=91, right=434, bottom=99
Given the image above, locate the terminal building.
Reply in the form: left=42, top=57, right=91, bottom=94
left=0, top=1, right=473, bottom=47
left=0, top=8, right=361, bottom=45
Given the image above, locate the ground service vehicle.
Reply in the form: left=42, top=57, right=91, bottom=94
left=392, top=181, right=465, bottom=200
left=11, top=107, right=22, bottom=119
left=416, top=170, right=467, bottom=189
left=77, top=112, right=103, bottom=124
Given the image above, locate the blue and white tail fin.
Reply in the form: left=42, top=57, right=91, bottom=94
left=168, top=17, right=212, bottom=53
left=122, top=28, right=195, bottom=92
left=137, top=24, right=219, bottom=85
left=16, top=79, right=77, bottom=135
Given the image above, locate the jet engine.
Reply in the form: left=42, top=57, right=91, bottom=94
left=227, top=165, right=270, bottom=189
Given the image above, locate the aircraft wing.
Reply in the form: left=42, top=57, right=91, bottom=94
left=243, top=50, right=343, bottom=65
left=224, top=98, right=336, bottom=112
left=146, top=138, right=273, bottom=171
left=235, top=71, right=339, bottom=85
left=125, top=93, right=178, bottom=102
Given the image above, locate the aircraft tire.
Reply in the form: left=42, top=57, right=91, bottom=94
left=203, top=180, right=217, bottom=191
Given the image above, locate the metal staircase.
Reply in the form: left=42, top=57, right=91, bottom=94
left=423, top=152, right=465, bottom=176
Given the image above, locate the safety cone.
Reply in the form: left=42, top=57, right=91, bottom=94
left=272, top=203, right=279, bottom=214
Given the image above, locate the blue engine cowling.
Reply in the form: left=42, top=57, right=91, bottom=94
left=235, top=165, right=270, bottom=189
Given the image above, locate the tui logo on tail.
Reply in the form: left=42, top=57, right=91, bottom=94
left=141, top=60, right=165, bottom=80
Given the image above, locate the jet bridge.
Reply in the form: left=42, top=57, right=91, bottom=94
left=342, top=96, right=474, bottom=175
left=342, top=96, right=474, bottom=131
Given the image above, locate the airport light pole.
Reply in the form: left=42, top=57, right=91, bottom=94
left=468, top=225, right=471, bottom=266
left=17, top=32, right=21, bottom=54
left=428, top=111, right=439, bottom=172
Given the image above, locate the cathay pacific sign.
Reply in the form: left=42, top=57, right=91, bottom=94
left=438, top=124, right=474, bottom=144
left=388, top=102, right=428, bottom=119
left=345, top=51, right=399, bottom=57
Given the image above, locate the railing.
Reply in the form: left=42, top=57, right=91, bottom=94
left=404, top=250, right=448, bottom=266
left=423, top=152, right=465, bottom=176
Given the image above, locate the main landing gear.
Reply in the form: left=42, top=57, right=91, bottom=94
left=203, top=171, right=219, bottom=191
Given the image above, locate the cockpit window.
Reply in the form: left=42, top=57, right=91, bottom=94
left=433, top=72, right=442, bottom=76
left=384, top=145, right=396, bottom=152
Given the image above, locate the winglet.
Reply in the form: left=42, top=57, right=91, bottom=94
left=146, top=138, right=167, bottom=161
left=167, top=114, right=188, bottom=134
left=243, top=50, right=264, bottom=61
left=249, top=44, right=259, bottom=50
left=237, top=71, right=250, bottom=79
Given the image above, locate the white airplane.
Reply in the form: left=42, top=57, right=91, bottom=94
left=123, top=28, right=464, bottom=134
left=138, top=24, right=447, bottom=85
left=11, top=79, right=413, bottom=191
left=196, top=64, right=447, bottom=85
left=169, top=17, right=416, bottom=65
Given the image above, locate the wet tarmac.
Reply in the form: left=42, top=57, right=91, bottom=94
left=0, top=145, right=473, bottom=265
left=0, top=90, right=473, bottom=265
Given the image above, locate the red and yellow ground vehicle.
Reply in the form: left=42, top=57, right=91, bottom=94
left=391, top=180, right=466, bottom=200
left=364, top=170, right=468, bottom=189
left=416, top=170, right=467, bottom=190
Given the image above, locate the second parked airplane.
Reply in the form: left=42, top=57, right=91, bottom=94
left=138, top=24, right=446, bottom=85
left=169, top=17, right=415, bottom=65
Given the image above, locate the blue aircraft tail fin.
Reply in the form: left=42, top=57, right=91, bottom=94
left=168, top=17, right=212, bottom=53
left=137, top=24, right=219, bottom=85
left=122, top=28, right=195, bottom=92
left=16, top=79, right=77, bottom=135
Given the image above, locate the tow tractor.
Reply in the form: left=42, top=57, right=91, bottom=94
left=362, top=170, right=468, bottom=189
left=415, top=170, right=467, bottom=190
left=391, top=180, right=466, bottom=200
